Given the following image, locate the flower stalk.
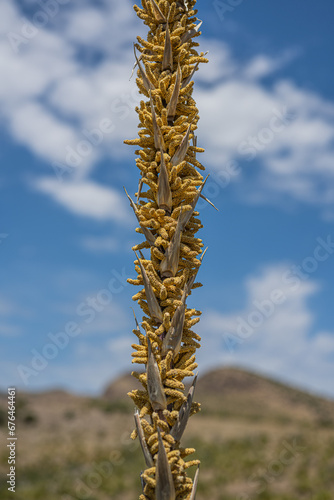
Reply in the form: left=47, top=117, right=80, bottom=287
left=125, top=1, right=209, bottom=498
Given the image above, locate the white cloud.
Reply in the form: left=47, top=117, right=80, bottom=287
left=10, top=101, right=83, bottom=165
left=0, top=0, right=140, bottom=180
left=197, top=75, right=334, bottom=214
left=242, top=50, right=299, bottom=80
left=1, top=0, right=334, bottom=218
left=196, top=39, right=237, bottom=82
left=34, top=177, right=131, bottom=222
left=243, top=55, right=281, bottom=80
left=197, top=264, right=334, bottom=397
left=81, top=236, right=120, bottom=253
left=63, top=7, right=106, bottom=45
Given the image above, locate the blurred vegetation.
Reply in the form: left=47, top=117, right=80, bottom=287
left=0, top=415, right=333, bottom=499
left=0, top=371, right=333, bottom=499
left=87, top=398, right=132, bottom=414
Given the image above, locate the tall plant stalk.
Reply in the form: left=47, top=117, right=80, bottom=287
left=124, top=1, right=210, bottom=498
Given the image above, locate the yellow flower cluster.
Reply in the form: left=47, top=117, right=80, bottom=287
left=124, top=1, right=209, bottom=498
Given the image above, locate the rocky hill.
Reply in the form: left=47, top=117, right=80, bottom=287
left=0, top=368, right=333, bottom=500
left=103, top=367, right=334, bottom=427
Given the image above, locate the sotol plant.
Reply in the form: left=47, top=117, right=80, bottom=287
left=124, top=1, right=213, bottom=498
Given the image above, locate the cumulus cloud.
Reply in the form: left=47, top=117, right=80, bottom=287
left=197, top=76, right=334, bottom=209
left=1, top=0, right=334, bottom=217
left=34, top=177, right=131, bottom=222
left=0, top=0, right=140, bottom=180
left=196, top=57, right=334, bottom=214
left=242, top=50, right=299, bottom=80
left=197, top=264, right=334, bottom=397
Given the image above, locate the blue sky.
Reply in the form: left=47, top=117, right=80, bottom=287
left=1, top=0, right=334, bottom=397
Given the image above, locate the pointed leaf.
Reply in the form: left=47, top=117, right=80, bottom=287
left=156, top=428, right=176, bottom=500
left=160, top=207, right=183, bottom=278
left=135, top=251, right=163, bottom=323
left=182, top=51, right=208, bottom=88
left=181, top=62, right=199, bottom=89
left=157, top=151, right=172, bottom=212
left=189, top=465, right=200, bottom=500
left=131, top=307, right=141, bottom=332
left=134, top=46, right=154, bottom=92
left=170, top=375, right=198, bottom=443
left=124, top=185, right=138, bottom=213
left=130, top=52, right=141, bottom=81
left=137, top=178, right=144, bottom=205
left=167, top=63, right=182, bottom=125
left=171, top=122, right=193, bottom=167
left=180, top=21, right=203, bottom=44
left=179, top=175, right=209, bottom=231
left=162, top=22, right=173, bottom=71
left=150, top=0, right=166, bottom=22
left=161, top=288, right=187, bottom=357
left=150, top=91, right=165, bottom=151
left=147, top=339, right=167, bottom=411
left=199, top=193, right=219, bottom=211
left=135, top=410, right=154, bottom=467
left=124, top=187, right=156, bottom=246
left=186, top=247, right=208, bottom=293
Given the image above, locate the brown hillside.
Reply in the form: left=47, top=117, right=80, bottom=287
left=103, top=367, right=334, bottom=427
left=195, top=367, right=334, bottom=427
left=1, top=368, right=333, bottom=500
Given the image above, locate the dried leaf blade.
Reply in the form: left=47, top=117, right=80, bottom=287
left=179, top=175, right=209, bottom=231
left=162, top=22, right=173, bottom=71
left=170, top=374, right=198, bottom=443
left=135, top=251, right=163, bottom=323
left=124, top=187, right=156, bottom=246
left=171, top=122, right=193, bottom=167
left=167, top=63, right=182, bottom=125
left=147, top=339, right=167, bottom=411
left=160, top=207, right=183, bottom=278
left=189, top=465, right=200, bottom=500
left=134, top=46, right=154, bottom=92
left=156, top=428, right=176, bottom=500
left=157, top=151, right=172, bottom=212
left=150, top=91, right=165, bottom=151
left=161, top=288, right=187, bottom=357
left=134, top=410, right=154, bottom=468
left=150, top=0, right=166, bottom=22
